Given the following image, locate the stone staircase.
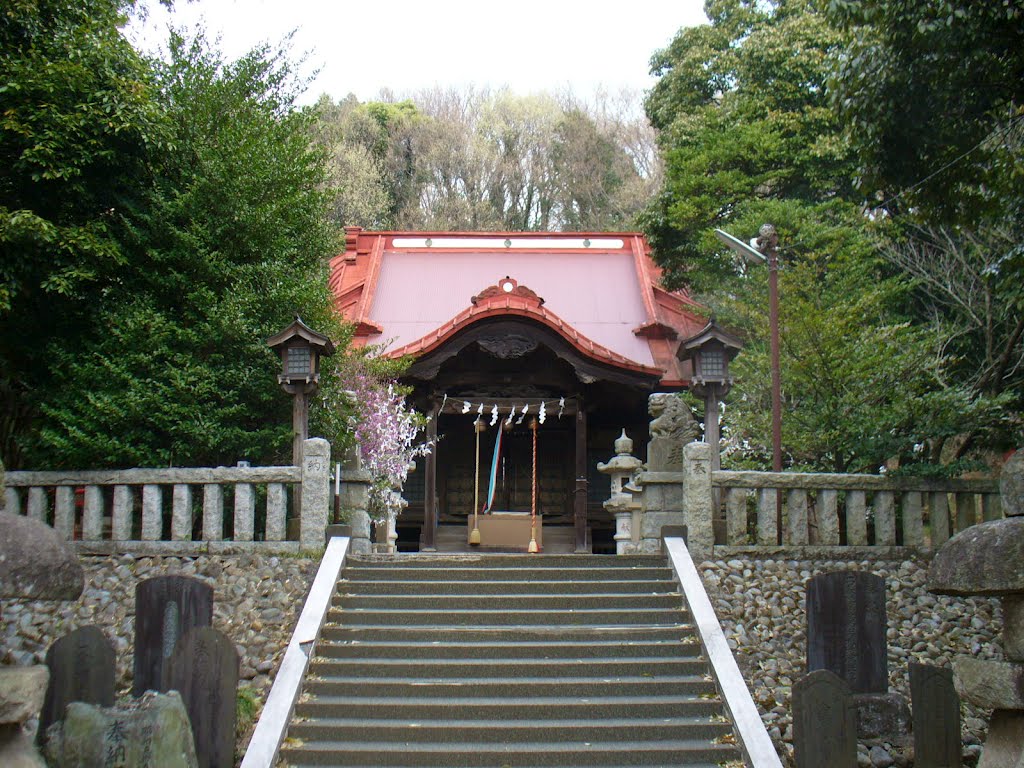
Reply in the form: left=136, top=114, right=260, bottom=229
left=280, top=554, right=740, bottom=767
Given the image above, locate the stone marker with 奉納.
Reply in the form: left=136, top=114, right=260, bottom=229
left=133, top=575, right=213, bottom=697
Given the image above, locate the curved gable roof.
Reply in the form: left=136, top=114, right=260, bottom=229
left=329, top=228, right=707, bottom=387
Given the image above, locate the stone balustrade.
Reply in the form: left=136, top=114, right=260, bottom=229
left=708, top=469, right=1000, bottom=548
left=2, top=439, right=355, bottom=552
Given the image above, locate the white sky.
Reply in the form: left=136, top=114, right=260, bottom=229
left=127, top=0, right=709, bottom=106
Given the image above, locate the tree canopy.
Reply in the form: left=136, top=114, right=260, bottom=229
left=1, top=3, right=345, bottom=468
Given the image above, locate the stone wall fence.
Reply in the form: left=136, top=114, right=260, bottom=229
left=601, top=413, right=1001, bottom=561
left=2, top=438, right=371, bottom=554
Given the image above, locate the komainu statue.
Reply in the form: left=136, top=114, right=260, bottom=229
left=647, top=393, right=700, bottom=471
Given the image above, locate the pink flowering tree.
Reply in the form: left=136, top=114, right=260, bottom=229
left=319, top=349, right=432, bottom=521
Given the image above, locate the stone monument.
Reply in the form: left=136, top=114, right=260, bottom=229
left=792, top=669, right=857, bottom=768
left=38, top=626, right=116, bottom=746
left=43, top=690, right=198, bottom=768
left=928, top=449, right=1024, bottom=768
left=805, top=570, right=909, bottom=741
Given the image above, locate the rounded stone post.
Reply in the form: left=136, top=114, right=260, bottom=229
left=299, top=438, right=331, bottom=551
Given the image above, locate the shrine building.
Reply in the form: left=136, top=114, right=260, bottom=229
left=330, top=227, right=708, bottom=553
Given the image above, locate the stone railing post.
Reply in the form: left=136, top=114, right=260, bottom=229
left=299, top=438, right=331, bottom=551
left=337, top=445, right=372, bottom=555
left=682, top=442, right=714, bottom=561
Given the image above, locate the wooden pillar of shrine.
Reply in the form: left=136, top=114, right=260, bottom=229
left=422, top=399, right=439, bottom=551
left=574, top=399, right=588, bottom=553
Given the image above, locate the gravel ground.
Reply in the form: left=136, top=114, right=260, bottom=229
left=699, top=554, right=1002, bottom=767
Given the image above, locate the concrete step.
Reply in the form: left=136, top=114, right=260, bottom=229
left=302, top=676, right=718, bottom=699
left=341, top=566, right=674, bottom=582
left=306, top=657, right=709, bottom=679
left=318, top=625, right=699, bottom=644
left=325, top=607, right=689, bottom=626
left=287, top=717, right=734, bottom=744
left=316, top=639, right=703, bottom=660
left=280, top=738, right=738, bottom=767
left=332, top=593, right=683, bottom=611
left=339, top=578, right=678, bottom=595
left=294, top=695, right=723, bottom=721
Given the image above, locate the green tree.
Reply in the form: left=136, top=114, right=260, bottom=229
left=27, top=32, right=345, bottom=468
left=641, top=0, right=859, bottom=291
left=0, top=0, right=166, bottom=464
left=823, top=0, right=1024, bottom=225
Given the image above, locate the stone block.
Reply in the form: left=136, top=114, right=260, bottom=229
left=43, top=691, right=198, bottom=768
left=977, top=710, right=1024, bottom=768
left=952, top=656, right=1024, bottom=710
left=0, top=667, right=49, bottom=725
left=0, top=513, right=84, bottom=600
left=852, top=692, right=910, bottom=744
left=909, top=663, right=960, bottom=768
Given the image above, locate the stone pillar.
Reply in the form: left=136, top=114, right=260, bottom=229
left=82, top=485, right=104, bottom=541
left=681, top=442, right=714, bottom=562
left=338, top=445, right=372, bottom=555
left=202, top=484, right=223, bottom=542
left=299, top=438, right=331, bottom=551
left=141, top=485, right=161, bottom=540
left=171, top=484, right=192, bottom=541
left=112, top=486, right=132, bottom=541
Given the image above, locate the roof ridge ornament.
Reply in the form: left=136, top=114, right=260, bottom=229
left=471, top=277, right=545, bottom=307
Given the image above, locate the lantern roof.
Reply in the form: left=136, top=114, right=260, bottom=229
left=677, top=320, right=744, bottom=360
left=266, top=316, right=336, bottom=356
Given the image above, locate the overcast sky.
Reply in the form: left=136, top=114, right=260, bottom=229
left=127, top=1, right=709, bottom=105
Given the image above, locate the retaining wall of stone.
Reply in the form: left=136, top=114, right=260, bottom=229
left=700, top=552, right=1002, bottom=768
left=0, top=552, right=318, bottom=763
left=0, top=551, right=1004, bottom=768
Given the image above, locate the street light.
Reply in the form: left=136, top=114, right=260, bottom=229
left=713, top=226, right=782, bottom=475
left=678, top=320, right=743, bottom=473
left=266, top=316, right=336, bottom=465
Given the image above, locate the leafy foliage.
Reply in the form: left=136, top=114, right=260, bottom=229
left=20, top=29, right=345, bottom=468
left=641, top=0, right=859, bottom=291
left=824, top=0, right=1024, bottom=225
left=0, top=0, right=167, bottom=463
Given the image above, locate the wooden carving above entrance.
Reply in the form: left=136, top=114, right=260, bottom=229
left=477, top=333, right=538, bottom=359
left=471, top=276, right=544, bottom=308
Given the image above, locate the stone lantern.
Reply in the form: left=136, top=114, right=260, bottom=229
left=678, top=320, right=742, bottom=472
left=266, top=316, right=336, bottom=466
left=598, top=430, right=643, bottom=555
left=927, top=450, right=1024, bottom=767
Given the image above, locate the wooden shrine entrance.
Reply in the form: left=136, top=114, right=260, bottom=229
left=398, top=316, right=659, bottom=554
